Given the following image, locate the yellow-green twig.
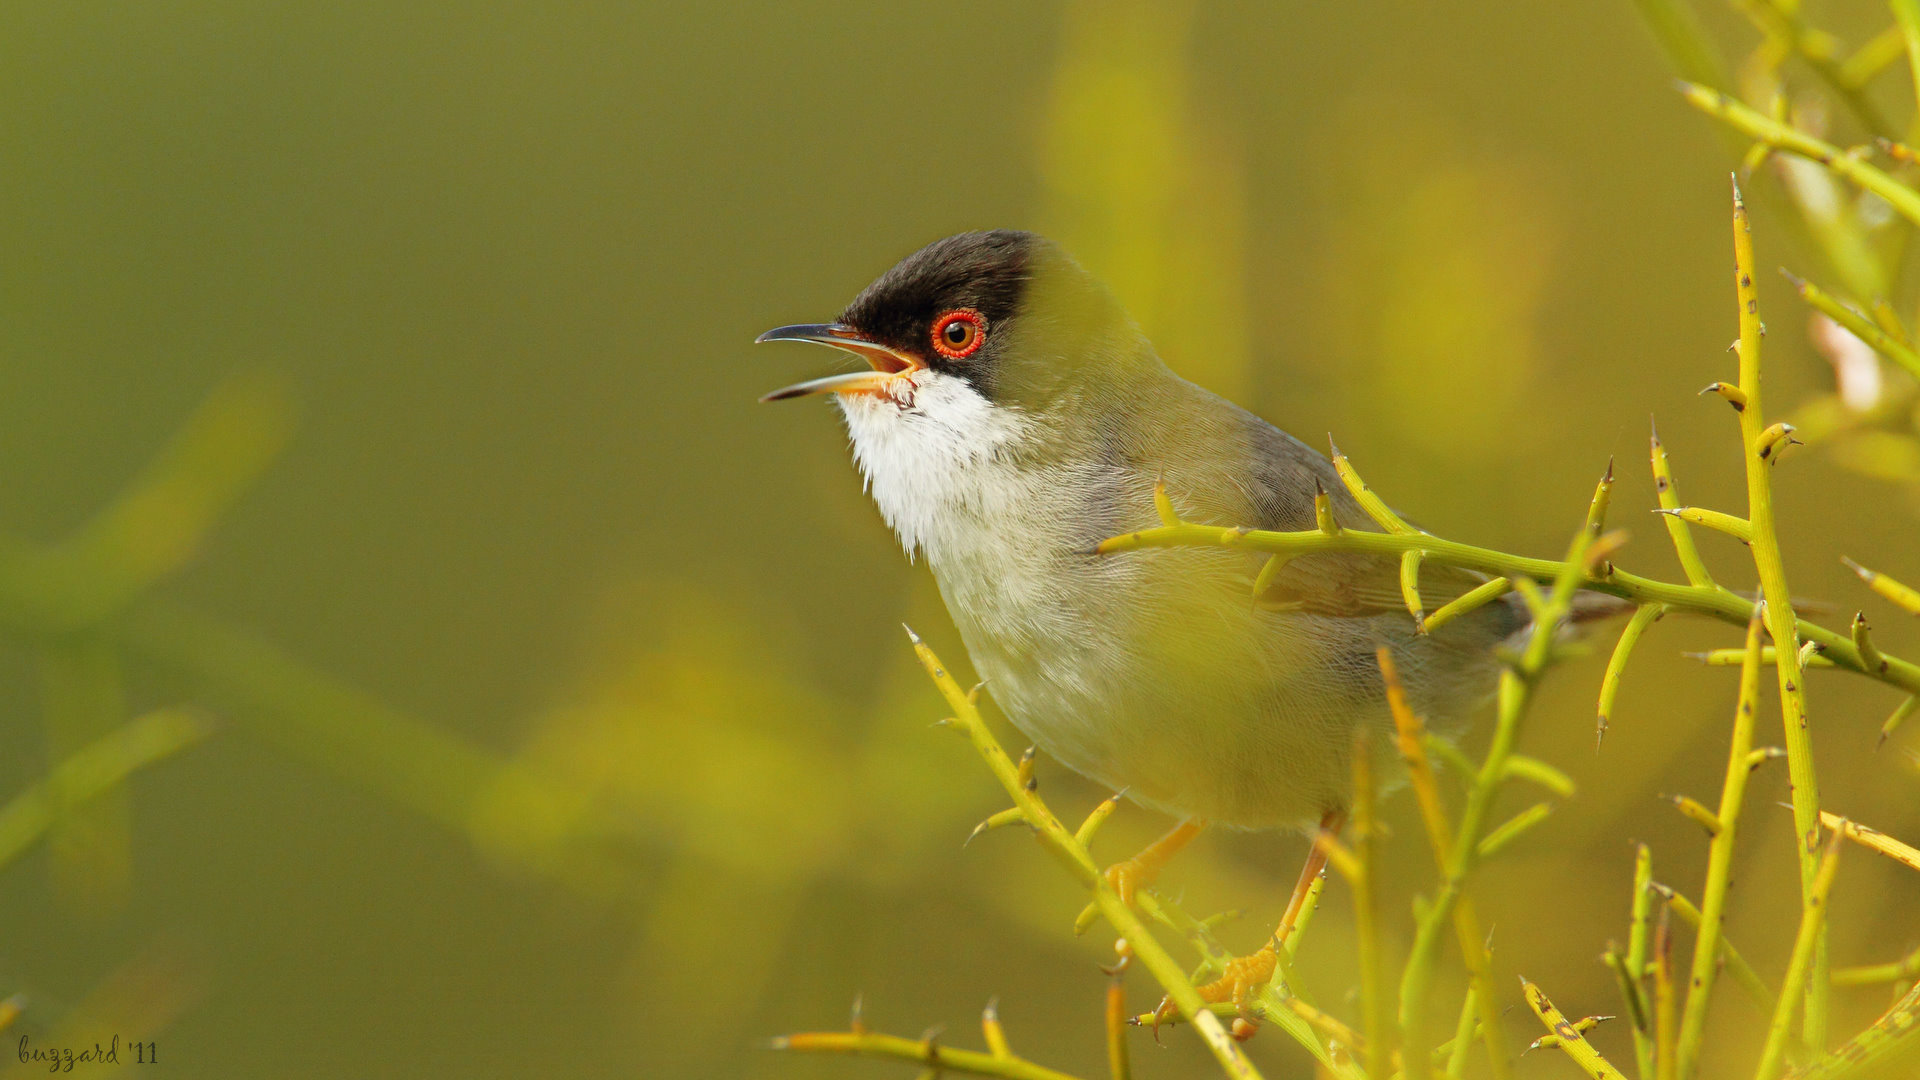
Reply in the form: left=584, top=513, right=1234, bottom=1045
left=905, top=630, right=1283, bottom=1080
left=774, top=1027, right=1086, bottom=1080
left=1733, top=177, right=1832, bottom=1047
left=1622, top=843, right=1658, bottom=1080
left=1401, top=550, right=1427, bottom=629
left=1726, top=0, right=1893, bottom=134
left=1475, top=803, right=1553, bottom=860
left=1780, top=979, right=1920, bottom=1080
left=1689, top=647, right=1834, bottom=668
left=1332, top=439, right=1418, bottom=535
left=1519, top=977, right=1630, bottom=1080
left=1395, top=525, right=1593, bottom=1080
left=1817, top=810, right=1920, bottom=874
left=1444, top=986, right=1479, bottom=1080
left=1832, top=944, right=1920, bottom=987
left=1678, top=608, right=1767, bottom=1078
left=1649, top=883, right=1775, bottom=1012
left=1350, top=732, right=1390, bottom=1080
left=1599, top=604, right=1666, bottom=749
left=1656, top=904, right=1678, bottom=1080
left=1881, top=695, right=1918, bottom=747
left=0, top=708, right=214, bottom=873
left=1681, top=85, right=1920, bottom=229
left=1423, top=577, right=1512, bottom=636
left=1097, top=506, right=1920, bottom=699
left=1842, top=557, right=1920, bottom=616
left=1755, top=828, right=1847, bottom=1080
left=1779, top=271, right=1920, bottom=382
left=1380, top=648, right=1506, bottom=1080
left=1837, top=23, right=1906, bottom=88
left=1654, top=506, right=1752, bottom=541
left=1652, top=424, right=1716, bottom=588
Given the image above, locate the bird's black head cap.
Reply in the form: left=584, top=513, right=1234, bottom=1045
left=836, top=231, right=1033, bottom=391
left=836, top=230, right=1145, bottom=407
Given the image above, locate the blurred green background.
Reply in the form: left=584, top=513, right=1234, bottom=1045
left=2, top=1, right=1917, bottom=1077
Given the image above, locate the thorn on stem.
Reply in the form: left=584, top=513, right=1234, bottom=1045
left=1700, top=381, right=1748, bottom=411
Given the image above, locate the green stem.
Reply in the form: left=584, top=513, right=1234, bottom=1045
left=907, top=633, right=1290, bottom=1080
left=1676, top=610, right=1766, bottom=1078
left=1098, top=523, right=1920, bottom=696
left=774, top=1030, right=1088, bottom=1080
left=1520, top=977, right=1631, bottom=1080
left=1625, top=844, right=1659, bottom=1080
left=1733, top=179, right=1831, bottom=1050
left=1754, top=830, right=1846, bottom=1080
left=1395, top=527, right=1592, bottom=1078
left=1780, top=270, right=1920, bottom=382
left=1352, top=736, right=1390, bottom=1080
left=1599, top=604, right=1666, bottom=748
left=1780, top=980, right=1920, bottom=1080
left=1652, top=424, right=1716, bottom=589
left=1681, top=85, right=1920, bottom=231
left=0, top=708, right=213, bottom=873
left=36, top=635, right=131, bottom=909
left=1727, top=0, right=1894, bottom=135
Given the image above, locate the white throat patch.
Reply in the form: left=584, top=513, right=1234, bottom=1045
left=835, top=369, right=1034, bottom=561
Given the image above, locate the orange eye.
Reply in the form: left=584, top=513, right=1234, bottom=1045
left=930, top=309, right=986, bottom=359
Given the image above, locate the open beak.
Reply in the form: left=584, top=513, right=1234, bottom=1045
left=754, top=323, right=924, bottom=402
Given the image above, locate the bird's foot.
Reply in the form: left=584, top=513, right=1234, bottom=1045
left=1072, top=854, right=1163, bottom=934
left=1074, top=818, right=1206, bottom=934
left=1102, top=853, right=1156, bottom=908
left=1149, top=945, right=1277, bottom=1034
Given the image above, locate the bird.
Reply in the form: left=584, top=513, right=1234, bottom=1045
left=757, top=230, right=1537, bottom=1004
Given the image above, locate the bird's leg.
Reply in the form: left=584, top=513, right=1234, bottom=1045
left=1271, top=806, right=1345, bottom=948
left=1155, top=807, right=1346, bottom=1028
left=1103, top=818, right=1205, bottom=906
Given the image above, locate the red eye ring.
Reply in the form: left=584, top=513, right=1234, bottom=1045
left=930, top=309, right=986, bottom=359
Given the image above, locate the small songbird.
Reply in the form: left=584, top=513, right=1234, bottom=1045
left=758, top=231, right=1529, bottom=941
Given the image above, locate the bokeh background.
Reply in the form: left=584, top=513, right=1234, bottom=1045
left=2, top=1, right=1917, bottom=1077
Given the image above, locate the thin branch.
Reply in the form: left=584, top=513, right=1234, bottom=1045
left=774, top=1024, right=1087, bottom=1080
left=1817, top=810, right=1920, bottom=874
left=905, top=631, right=1288, bottom=1080
left=1732, top=177, right=1833, bottom=1047
left=1755, top=828, right=1847, bottom=1080
left=0, top=708, right=214, bottom=873
left=1395, top=523, right=1596, bottom=1079
left=1097, top=498, right=1920, bottom=700
left=1681, top=85, right=1920, bottom=229
left=1519, top=977, right=1631, bottom=1080
left=1677, top=608, right=1767, bottom=1077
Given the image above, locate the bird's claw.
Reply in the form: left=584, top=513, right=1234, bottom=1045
left=1074, top=855, right=1156, bottom=934
left=1149, top=946, right=1277, bottom=1039
left=1104, top=855, right=1153, bottom=907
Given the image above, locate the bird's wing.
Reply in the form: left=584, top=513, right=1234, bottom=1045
left=1253, top=548, right=1496, bottom=622
left=1187, top=402, right=1510, bottom=627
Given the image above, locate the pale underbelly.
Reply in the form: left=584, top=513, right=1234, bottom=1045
left=940, top=559, right=1379, bottom=830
